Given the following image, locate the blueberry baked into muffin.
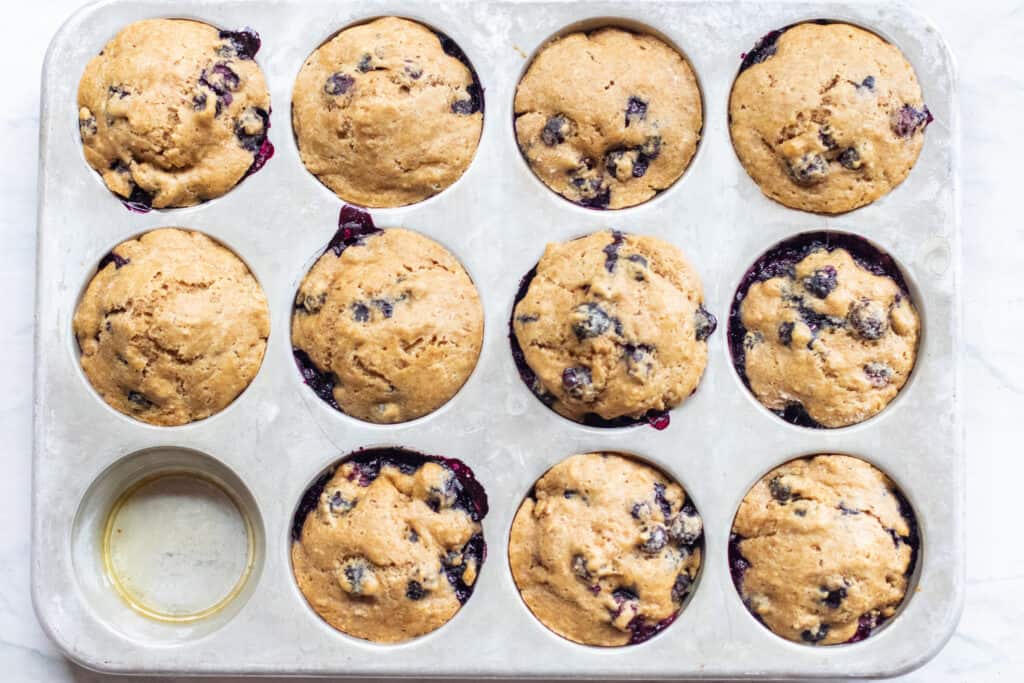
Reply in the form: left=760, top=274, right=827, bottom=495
left=730, top=454, right=918, bottom=645
left=729, top=22, right=930, bottom=213
left=73, top=229, right=270, bottom=426
left=292, top=448, right=488, bottom=643
left=514, top=27, right=702, bottom=209
left=511, top=230, right=714, bottom=427
left=292, top=17, right=483, bottom=207
left=77, top=19, right=272, bottom=210
left=293, top=207, right=483, bottom=423
left=729, top=232, right=919, bottom=428
left=509, top=452, right=702, bottom=646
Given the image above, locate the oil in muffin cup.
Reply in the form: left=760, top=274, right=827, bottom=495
left=71, top=447, right=265, bottom=643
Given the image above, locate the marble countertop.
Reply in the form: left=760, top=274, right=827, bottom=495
left=2, top=0, right=1020, bottom=680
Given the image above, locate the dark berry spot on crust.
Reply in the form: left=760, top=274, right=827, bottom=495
left=98, top=251, right=130, bottom=270
left=436, top=31, right=484, bottom=115
left=351, top=302, right=370, bottom=322
left=801, top=624, right=830, bottom=643
left=572, top=302, right=612, bottom=340
left=343, top=562, right=367, bottom=594
left=624, top=96, right=648, bottom=126
left=218, top=28, right=261, bottom=60
left=516, top=314, right=538, bottom=324
left=372, top=298, right=394, bottom=319
left=451, top=83, right=483, bottom=115
left=329, top=491, right=355, bottom=514
left=235, top=107, right=268, bottom=152
left=613, top=587, right=639, bottom=604
left=863, top=362, right=893, bottom=387
left=847, top=614, right=879, bottom=643
left=728, top=534, right=750, bottom=589
left=671, top=574, right=692, bottom=604
left=328, top=205, right=381, bottom=256
left=778, top=321, right=795, bottom=346
left=541, top=114, right=570, bottom=146
left=79, top=115, right=97, bottom=137
left=787, top=153, right=829, bottom=185
left=572, top=554, right=591, bottom=580
left=838, top=147, right=862, bottom=170
left=405, top=580, right=425, bottom=600
left=126, top=390, right=153, bottom=409
left=356, top=54, right=373, bottom=73
left=695, top=305, right=717, bottom=342
left=324, top=72, right=354, bottom=96
left=108, top=84, right=130, bottom=99
left=668, top=505, right=703, bottom=546
left=443, top=532, right=486, bottom=604
left=739, top=29, right=782, bottom=72
left=293, top=348, right=340, bottom=410
left=818, top=125, right=837, bottom=150
left=653, top=483, right=672, bottom=520
left=602, top=230, right=625, bottom=272
left=859, top=75, right=876, bottom=91
left=641, top=135, right=662, bottom=160
left=575, top=181, right=610, bottom=209
left=561, top=366, right=593, bottom=400
left=122, top=182, right=154, bottom=213
left=802, top=266, right=838, bottom=299
left=848, top=299, right=888, bottom=340
left=404, top=60, right=423, bottom=79
left=192, top=93, right=208, bottom=111
left=768, top=476, right=794, bottom=503
left=822, top=586, right=847, bottom=609
left=893, top=104, right=932, bottom=138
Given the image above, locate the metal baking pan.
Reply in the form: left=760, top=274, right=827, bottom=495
left=33, top=0, right=960, bottom=677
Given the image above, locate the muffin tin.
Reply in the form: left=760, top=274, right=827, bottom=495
left=33, top=0, right=960, bottom=677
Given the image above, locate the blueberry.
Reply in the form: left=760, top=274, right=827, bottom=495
left=778, top=321, right=795, bottom=346
left=328, top=205, right=381, bottom=256
left=695, top=305, right=717, bottom=342
left=893, top=104, right=932, bottom=137
left=818, top=125, right=838, bottom=150
left=602, top=230, right=625, bottom=272
left=199, top=63, right=240, bottom=114
left=671, top=574, right=692, bottom=604
left=623, top=344, right=655, bottom=378
left=126, top=391, right=153, bottom=409
left=328, top=491, right=355, bottom=514
left=356, top=54, right=373, bottom=72
left=293, top=348, right=340, bottom=410
left=612, top=587, right=639, bottom=604
left=848, top=299, right=888, bottom=340
left=627, top=254, right=648, bottom=267
left=605, top=148, right=640, bottom=181
left=324, top=72, right=354, bottom=96
left=838, top=147, right=862, bottom=170
left=561, top=366, right=594, bottom=401
left=838, top=502, right=861, bottom=515
left=451, top=83, right=483, bottom=115
left=801, top=624, right=830, bottom=643
left=218, top=28, right=261, bottom=60
left=408, top=528, right=419, bottom=542
left=79, top=115, right=97, bottom=137
left=572, top=554, right=591, bottom=580
left=631, top=501, right=651, bottom=519
left=744, top=330, right=764, bottom=350
left=863, top=362, right=893, bottom=388
left=739, top=30, right=782, bottom=72
left=768, top=476, right=793, bottom=503
left=351, top=302, right=370, bottom=322
left=859, top=75, right=876, bottom=91
left=98, top=251, right=130, bottom=270
left=406, top=580, right=426, bottom=600
left=653, top=483, right=672, bottom=519
left=570, top=174, right=610, bottom=209
left=668, top=506, right=703, bottom=546
left=342, top=561, right=367, bottom=594
left=234, top=107, right=268, bottom=152
left=372, top=298, right=394, bottom=319
left=563, top=489, right=578, bottom=499
left=571, top=302, right=612, bottom=340
left=822, top=586, right=847, bottom=609
left=541, top=114, right=571, bottom=146
left=624, top=96, right=648, bottom=126
left=108, top=84, right=130, bottom=99
left=639, top=526, right=668, bottom=554
left=404, top=60, right=423, bottom=79
left=787, top=153, right=829, bottom=185
left=192, top=93, right=208, bottom=111
left=802, top=266, right=837, bottom=299
left=516, top=314, right=539, bottom=324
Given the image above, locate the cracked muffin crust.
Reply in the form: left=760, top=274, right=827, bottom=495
left=511, top=230, right=714, bottom=426
left=729, top=22, right=930, bottom=214
left=77, top=19, right=272, bottom=210
left=509, top=452, right=702, bottom=646
left=291, top=448, right=488, bottom=643
left=73, top=228, right=270, bottom=426
left=292, top=208, right=483, bottom=423
left=729, top=232, right=920, bottom=428
left=292, top=16, right=483, bottom=207
left=514, top=27, right=702, bottom=209
left=730, top=454, right=918, bottom=645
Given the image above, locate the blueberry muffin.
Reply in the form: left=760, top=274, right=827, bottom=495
left=514, top=28, right=701, bottom=210
left=292, top=17, right=483, bottom=207
left=509, top=452, right=702, bottom=646
left=77, top=20, right=272, bottom=210
left=73, top=229, right=270, bottom=426
left=293, top=207, right=483, bottom=423
left=729, top=22, right=930, bottom=213
left=730, top=454, right=918, bottom=645
left=729, top=232, right=919, bottom=428
left=292, top=448, right=488, bottom=643
left=511, top=230, right=714, bottom=427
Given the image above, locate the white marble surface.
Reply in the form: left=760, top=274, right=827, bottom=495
left=1, top=0, right=1020, bottom=680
